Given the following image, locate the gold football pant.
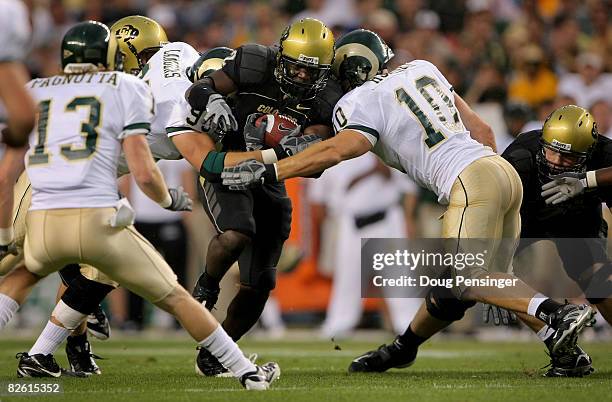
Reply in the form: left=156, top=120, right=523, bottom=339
left=25, top=208, right=177, bottom=302
left=442, top=155, right=523, bottom=292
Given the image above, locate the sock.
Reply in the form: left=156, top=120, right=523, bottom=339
left=0, top=293, right=19, bottom=330
left=29, top=321, right=72, bottom=356
left=528, top=294, right=563, bottom=323
left=537, top=325, right=555, bottom=349
left=199, top=324, right=256, bottom=378
left=398, top=324, right=427, bottom=348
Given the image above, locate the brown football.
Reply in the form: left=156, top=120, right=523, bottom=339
left=255, top=112, right=299, bottom=147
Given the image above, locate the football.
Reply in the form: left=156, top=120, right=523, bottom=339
left=255, top=112, right=299, bottom=147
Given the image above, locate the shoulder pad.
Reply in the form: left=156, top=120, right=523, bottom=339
left=503, top=147, right=534, bottom=175
left=223, top=44, right=275, bottom=86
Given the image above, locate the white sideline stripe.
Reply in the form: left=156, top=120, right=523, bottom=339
left=84, top=347, right=493, bottom=358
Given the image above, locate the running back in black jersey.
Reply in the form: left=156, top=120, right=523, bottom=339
left=220, top=44, right=343, bottom=151
left=502, top=130, right=612, bottom=238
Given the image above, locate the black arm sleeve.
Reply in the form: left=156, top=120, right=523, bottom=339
left=185, top=77, right=218, bottom=110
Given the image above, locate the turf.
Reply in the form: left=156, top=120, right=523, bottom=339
left=0, top=336, right=610, bottom=402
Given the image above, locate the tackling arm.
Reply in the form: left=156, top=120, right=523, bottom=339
left=454, top=93, right=497, bottom=152
left=0, top=62, right=35, bottom=147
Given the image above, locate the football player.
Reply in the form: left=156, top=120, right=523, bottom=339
left=183, top=18, right=343, bottom=376
left=0, top=0, right=36, bottom=261
left=0, top=21, right=280, bottom=390
left=500, top=105, right=612, bottom=376
left=220, top=29, right=596, bottom=373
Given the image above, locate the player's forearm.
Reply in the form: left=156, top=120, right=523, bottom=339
left=225, top=150, right=263, bottom=166
left=135, top=166, right=170, bottom=205
left=0, top=63, right=36, bottom=147
left=594, top=167, right=612, bottom=187
left=0, top=147, right=26, bottom=233
left=276, top=140, right=342, bottom=181
left=123, top=135, right=171, bottom=206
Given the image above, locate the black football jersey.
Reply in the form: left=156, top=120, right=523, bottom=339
left=502, top=130, right=612, bottom=238
left=220, top=43, right=343, bottom=151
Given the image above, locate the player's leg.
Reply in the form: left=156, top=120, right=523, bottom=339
left=192, top=179, right=253, bottom=310
left=77, top=208, right=279, bottom=390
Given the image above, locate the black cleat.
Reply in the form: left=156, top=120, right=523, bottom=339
left=548, top=304, right=596, bottom=354
left=192, top=279, right=220, bottom=311
left=87, top=305, right=111, bottom=340
left=66, top=338, right=102, bottom=375
left=543, top=345, right=594, bottom=377
left=16, top=352, right=87, bottom=378
left=348, top=337, right=417, bottom=373
left=195, top=346, right=232, bottom=377
left=240, top=362, right=281, bottom=390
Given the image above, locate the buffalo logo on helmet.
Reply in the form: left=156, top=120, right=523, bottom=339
left=115, top=24, right=139, bottom=42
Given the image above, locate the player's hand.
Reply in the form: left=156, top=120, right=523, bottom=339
left=202, top=94, right=238, bottom=143
left=243, top=113, right=266, bottom=151
left=221, top=159, right=277, bottom=190
left=166, top=186, right=193, bottom=211
left=274, top=132, right=319, bottom=159
left=0, top=242, right=18, bottom=261
left=482, top=303, right=517, bottom=326
left=541, top=172, right=587, bottom=205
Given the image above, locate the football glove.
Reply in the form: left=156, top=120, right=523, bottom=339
left=482, top=303, right=517, bottom=326
left=274, top=133, right=320, bottom=159
left=541, top=172, right=588, bottom=205
left=0, top=241, right=18, bottom=261
left=243, top=113, right=266, bottom=151
left=202, top=94, right=238, bottom=143
left=166, top=186, right=193, bottom=211
left=221, top=159, right=277, bottom=190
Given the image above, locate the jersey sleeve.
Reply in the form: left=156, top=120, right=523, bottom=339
left=0, top=0, right=31, bottom=62
left=333, top=94, right=382, bottom=147
left=221, top=44, right=275, bottom=87
left=118, top=76, right=153, bottom=139
left=165, top=95, right=202, bottom=137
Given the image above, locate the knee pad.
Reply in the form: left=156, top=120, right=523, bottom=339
left=51, top=300, right=86, bottom=330
left=425, top=286, right=476, bottom=322
left=61, top=274, right=114, bottom=315
left=243, top=268, right=277, bottom=291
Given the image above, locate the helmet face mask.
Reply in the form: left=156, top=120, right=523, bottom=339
left=61, top=21, right=124, bottom=74
left=110, top=16, right=168, bottom=75
left=537, top=105, right=598, bottom=181
left=274, top=18, right=335, bottom=101
left=332, top=29, right=392, bottom=93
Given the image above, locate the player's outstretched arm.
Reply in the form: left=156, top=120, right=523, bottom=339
left=454, top=93, right=497, bottom=152
left=541, top=167, right=612, bottom=205
left=0, top=62, right=35, bottom=148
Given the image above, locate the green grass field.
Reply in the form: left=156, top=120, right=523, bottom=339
left=0, top=335, right=610, bottom=402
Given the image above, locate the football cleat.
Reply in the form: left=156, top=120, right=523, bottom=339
left=348, top=337, right=418, bottom=373
left=240, top=362, right=281, bottom=391
left=543, top=345, right=594, bottom=377
left=192, top=279, right=220, bottom=311
left=87, top=305, right=111, bottom=340
left=194, top=346, right=233, bottom=377
left=66, top=337, right=102, bottom=375
left=16, top=352, right=87, bottom=378
left=548, top=304, right=596, bottom=354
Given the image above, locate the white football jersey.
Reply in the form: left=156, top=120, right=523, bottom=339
left=140, top=42, right=200, bottom=160
left=25, top=71, right=153, bottom=210
left=0, top=0, right=30, bottom=62
left=332, top=60, right=495, bottom=204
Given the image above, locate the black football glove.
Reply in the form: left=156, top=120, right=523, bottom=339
left=166, top=187, right=193, bottom=211
left=221, top=159, right=277, bottom=190
left=482, top=303, right=517, bottom=326
left=243, top=113, right=266, bottom=151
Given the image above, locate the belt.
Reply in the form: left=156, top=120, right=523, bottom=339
left=354, top=210, right=387, bottom=229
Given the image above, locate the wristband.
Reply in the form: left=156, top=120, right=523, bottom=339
left=199, top=151, right=227, bottom=182
left=158, top=192, right=172, bottom=208
left=0, top=227, right=14, bottom=246
left=264, top=163, right=279, bottom=183
left=586, top=170, right=598, bottom=188
left=261, top=148, right=279, bottom=164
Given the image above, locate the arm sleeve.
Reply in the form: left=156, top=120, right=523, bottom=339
left=118, top=77, right=153, bottom=139
left=0, top=1, right=30, bottom=62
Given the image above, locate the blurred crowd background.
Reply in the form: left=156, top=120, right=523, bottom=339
left=8, top=0, right=612, bottom=338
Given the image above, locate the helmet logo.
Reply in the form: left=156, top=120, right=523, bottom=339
left=116, top=25, right=139, bottom=42
left=298, top=54, right=319, bottom=65
left=63, top=49, right=73, bottom=58
left=551, top=139, right=571, bottom=151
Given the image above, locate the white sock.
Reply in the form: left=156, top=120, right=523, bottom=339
left=29, top=321, right=71, bottom=356
left=527, top=293, right=547, bottom=317
left=199, top=325, right=256, bottom=378
left=537, top=325, right=555, bottom=341
left=0, top=293, right=19, bottom=330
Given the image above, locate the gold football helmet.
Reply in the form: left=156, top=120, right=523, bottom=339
left=110, top=15, right=168, bottom=74
left=275, top=18, right=334, bottom=100
left=538, top=105, right=598, bottom=177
